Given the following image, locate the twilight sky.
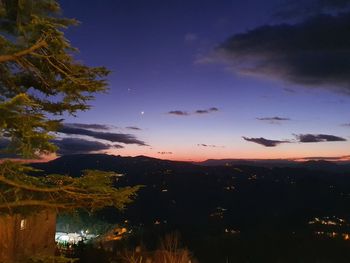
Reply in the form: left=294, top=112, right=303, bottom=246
left=57, top=0, right=350, bottom=161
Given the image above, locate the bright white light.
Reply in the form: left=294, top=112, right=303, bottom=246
left=59, top=235, right=69, bottom=242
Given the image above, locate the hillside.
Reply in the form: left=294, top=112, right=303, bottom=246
left=31, top=154, right=350, bottom=262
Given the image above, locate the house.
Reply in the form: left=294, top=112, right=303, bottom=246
left=0, top=210, right=56, bottom=263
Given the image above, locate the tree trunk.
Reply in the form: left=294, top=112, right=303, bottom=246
left=0, top=210, right=57, bottom=263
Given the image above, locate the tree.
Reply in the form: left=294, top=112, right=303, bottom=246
left=0, top=0, right=139, bottom=261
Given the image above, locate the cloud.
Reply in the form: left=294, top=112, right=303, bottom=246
left=58, top=125, right=147, bottom=146
left=217, top=12, right=350, bottom=94
left=53, top=138, right=122, bottom=155
left=169, top=107, right=219, bottom=116
left=157, top=151, right=173, bottom=155
left=295, top=134, right=347, bottom=142
left=195, top=110, right=210, bottom=114
left=257, top=117, right=290, bottom=121
left=65, top=123, right=110, bottom=130
left=0, top=136, right=124, bottom=156
left=341, top=123, right=350, bottom=127
left=257, top=116, right=291, bottom=124
left=168, top=110, right=190, bottom=116
left=126, top=126, right=142, bottom=131
left=243, top=133, right=347, bottom=147
left=197, top=144, right=224, bottom=148
left=243, top=137, right=290, bottom=147
left=195, top=107, right=219, bottom=114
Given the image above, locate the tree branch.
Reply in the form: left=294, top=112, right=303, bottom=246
left=0, top=175, right=72, bottom=193
left=0, top=39, right=48, bottom=63
left=0, top=200, right=69, bottom=209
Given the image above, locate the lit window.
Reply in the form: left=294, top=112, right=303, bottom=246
left=20, top=219, right=27, bottom=230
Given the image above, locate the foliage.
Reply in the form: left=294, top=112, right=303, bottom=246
left=0, top=161, right=140, bottom=214
left=0, top=0, right=109, bottom=158
left=121, top=233, right=194, bottom=263
left=155, top=232, right=192, bottom=263
left=0, top=0, right=138, bottom=216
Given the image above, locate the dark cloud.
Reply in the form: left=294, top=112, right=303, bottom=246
left=195, top=107, right=219, bottom=114
left=168, top=110, right=190, bottom=116
left=113, top=144, right=124, bottom=149
left=243, top=137, right=290, bottom=147
left=157, top=151, right=173, bottom=155
left=65, top=123, right=110, bottom=130
left=209, top=107, right=219, bottom=112
left=59, top=125, right=147, bottom=146
left=341, top=123, right=350, bottom=127
left=197, top=144, right=224, bottom=148
left=295, top=134, right=347, bottom=142
left=169, top=107, right=219, bottom=116
left=0, top=136, right=124, bottom=157
left=218, top=12, right=350, bottom=94
left=243, top=133, right=347, bottom=147
left=53, top=138, right=122, bottom=155
left=257, top=117, right=290, bottom=121
left=257, top=116, right=291, bottom=124
left=126, top=126, right=142, bottom=131
left=195, top=110, right=210, bottom=114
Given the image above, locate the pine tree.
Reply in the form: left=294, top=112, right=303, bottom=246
left=0, top=0, right=138, bottom=220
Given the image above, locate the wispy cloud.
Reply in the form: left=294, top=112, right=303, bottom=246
left=168, top=110, right=190, bottom=116
left=257, top=117, right=290, bottom=121
left=126, top=126, right=142, bottom=131
left=257, top=116, right=291, bottom=124
left=195, top=107, right=219, bottom=114
left=243, top=137, right=290, bottom=147
left=197, top=143, right=224, bottom=148
left=168, top=107, right=219, bottom=116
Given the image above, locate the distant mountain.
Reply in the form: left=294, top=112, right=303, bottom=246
left=33, top=153, right=196, bottom=177
left=197, top=158, right=296, bottom=167
left=197, top=158, right=350, bottom=172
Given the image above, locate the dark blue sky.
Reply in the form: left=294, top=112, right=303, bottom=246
left=58, top=0, right=350, bottom=161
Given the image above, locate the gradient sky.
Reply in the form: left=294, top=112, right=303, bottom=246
left=57, top=0, right=350, bottom=161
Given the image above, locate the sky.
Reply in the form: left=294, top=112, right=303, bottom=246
left=56, top=0, right=350, bottom=162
